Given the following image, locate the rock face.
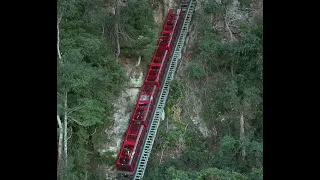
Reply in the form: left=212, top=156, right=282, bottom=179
left=154, top=0, right=177, bottom=26
left=99, top=0, right=182, bottom=157
left=98, top=59, right=145, bottom=156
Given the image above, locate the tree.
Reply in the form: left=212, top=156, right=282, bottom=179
left=197, top=167, right=248, bottom=180
left=114, top=0, right=121, bottom=59
left=119, top=0, right=157, bottom=61
left=57, top=0, right=126, bottom=178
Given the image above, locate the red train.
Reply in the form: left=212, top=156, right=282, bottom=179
left=115, top=8, right=184, bottom=177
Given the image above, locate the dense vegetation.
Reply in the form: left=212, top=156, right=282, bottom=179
left=144, top=0, right=263, bottom=179
left=57, top=0, right=262, bottom=179
left=57, top=0, right=156, bottom=179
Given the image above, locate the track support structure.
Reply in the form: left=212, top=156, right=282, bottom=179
left=132, top=1, right=197, bottom=179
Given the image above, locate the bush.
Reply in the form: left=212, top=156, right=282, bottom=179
left=187, top=62, right=207, bottom=79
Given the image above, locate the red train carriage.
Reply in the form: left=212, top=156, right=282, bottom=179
left=145, top=9, right=183, bottom=88
left=130, top=84, right=158, bottom=127
left=145, top=49, right=169, bottom=88
left=166, top=9, right=183, bottom=52
left=116, top=124, right=145, bottom=173
left=115, top=7, right=185, bottom=177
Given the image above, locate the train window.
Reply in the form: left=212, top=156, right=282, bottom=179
left=158, top=41, right=167, bottom=45
left=149, top=70, right=157, bottom=75
left=153, top=56, right=162, bottom=61
left=151, top=66, right=160, bottom=70
left=120, top=158, right=129, bottom=164
left=142, top=89, right=151, bottom=94
left=165, top=26, right=173, bottom=31
left=132, top=121, right=142, bottom=125
left=161, top=36, right=169, bottom=41
left=134, top=115, right=143, bottom=120
left=172, top=8, right=177, bottom=14
left=167, top=22, right=174, bottom=26
left=127, top=136, right=137, bottom=142
left=119, top=165, right=131, bottom=171
left=144, top=86, right=151, bottom=91
left=159, top=38, right=168, bottom=43
left=140, top=95, right=149, bottom=101
left=138, top=103, right=147, bottom=107
left=137, top=109, right=144, bottom=114
left=125, top=150, right=131, bottom=156
left=153, top=59, right=161, bottom=64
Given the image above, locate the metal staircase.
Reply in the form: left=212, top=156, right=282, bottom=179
left=132, top=1, right=197, bottom=179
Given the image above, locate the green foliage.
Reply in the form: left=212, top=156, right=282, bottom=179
left=163, top=129, right=182, bottom=147
left=160, top=80, right=186, bottom=147
left=99, top=151, right=118, bottom=166
left=146, top=5, right=263, bottom=180
left=231, top=19, right=263, bottom=88
left=59, top=159, right=80, bottom=180
left=58, top=127, right=90, bottom=180
left=214, top=136, right=239, bottom=169
left=195, top=23, right=232, bottom=73
left=180, top=148, right=215, bottom=170
left=201, top=75, right=240, bottom=138
left=57, top=61, right=93, bottom=92
left=58, top=0, right=79, bottom=18
left=165, top=80, right=185, bottom=119
left=58, top=1, right=263, bottom=179
left=57, top=0, right=127, bottom=179
left=70, top=126, right=90, bottom=168
left=246, top=140, right=263, bottom=168
left=248, top=168, right=263, bottom=180
left=187, top=62, right=207, bottom=79
left=87, top=172, right=105, bottom=180
left=120, top=0, right=157, bottom=60
left=146, top=166, right=248, bottom=180
left=197, top=168, right=248, bottom=180
left=165, top=167, right=191, bottom=180
left=71, top=99, right=106, bottom=126
left=203, top=0, right=225, bottom=17
left=196, top=11, right=263, bottom=135
left=167, top=80, right=184, bottom=107
left=238, top=0, right=252, bottom=9
left=91, top=128, right=110, bottom=151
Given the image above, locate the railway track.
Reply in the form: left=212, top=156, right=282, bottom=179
left=116, top=1, right=197, bottom=179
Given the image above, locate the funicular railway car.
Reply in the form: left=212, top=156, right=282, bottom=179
left=116, top=124, right=146, bottom=173
left=115, top=7, right=185, bottom=178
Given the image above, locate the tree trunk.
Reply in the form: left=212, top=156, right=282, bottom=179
left=57, top=114, right=63, bottom=171
left=240, top=113, right=246, bottom=162
left=224, top=8, right=236, bottom=76
left=114, top=0, right=120, bottom=60
left=225, top=7, right=236, bottom=42
left=102, top=25, right=105, bottom=39
left=231, top=60, right=234, bottom=77
left=63, top=92, right=68, bottom=164
left=212, top=123, right=219, bottom=154
left=136, top=56, right=141, bottom=67
left=162, top=0, right=166, bottom=22
left=57, top=14, right=62, bottom=60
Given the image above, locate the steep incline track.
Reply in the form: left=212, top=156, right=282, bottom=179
left=133, top=1, right=196, bottom=179
left=116, top=1, right=197, bottom=179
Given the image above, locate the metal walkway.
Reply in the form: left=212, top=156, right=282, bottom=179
left=133, top=1, right=197, bottom=179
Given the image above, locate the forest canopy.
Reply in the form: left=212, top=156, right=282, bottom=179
left=57, top=0, right=263, bottom=179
